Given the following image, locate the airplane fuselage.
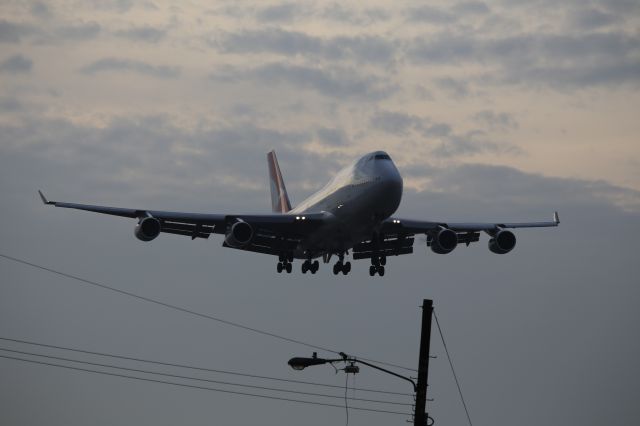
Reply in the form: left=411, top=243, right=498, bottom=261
left=289, top=151, right=403, bottom=257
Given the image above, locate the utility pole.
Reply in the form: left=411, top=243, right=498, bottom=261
left=414, top=299, right=433, bottom=426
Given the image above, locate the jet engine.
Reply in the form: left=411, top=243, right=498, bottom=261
left=430, top=228, right=458, bottom=254
left=134, top=217, right=161, bottom=242
left=488, top=230, right=516, bottom=254
left=225, top=220, right=254, bottom=248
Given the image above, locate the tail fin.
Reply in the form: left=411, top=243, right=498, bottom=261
left=267, top=150, right=292, bottom=213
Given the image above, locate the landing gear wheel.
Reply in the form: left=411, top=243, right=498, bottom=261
left=379, top=256, right=386, bottom=266
left=286, top=262, right=292, bottom=273
left=312, top=260, right=319, bottom=273
left=369, top=265, right=376, bottom=276
left=333, top=263, right=341, bottom=275
left=301, top=262, right=308, bottom=274
left=277, top=262, right=283, bottom=273
left=378, top=265, right=385, bottom=276
left=343, top=261, right=351, bottom=275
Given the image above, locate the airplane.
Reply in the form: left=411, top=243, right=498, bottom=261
left=39, top=150, right=559, bottom=276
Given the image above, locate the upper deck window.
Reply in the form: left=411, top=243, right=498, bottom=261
left=374, top=154, right=391, bottom=160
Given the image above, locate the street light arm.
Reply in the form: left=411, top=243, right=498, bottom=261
left=350, top=358, right=417, bottom=392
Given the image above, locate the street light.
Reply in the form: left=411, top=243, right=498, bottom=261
left=287, top=351, right=417, bottom=392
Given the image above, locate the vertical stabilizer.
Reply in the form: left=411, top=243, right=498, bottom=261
left=267, top=150, right=292, bottom=213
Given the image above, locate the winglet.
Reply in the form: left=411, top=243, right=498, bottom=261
left=38, top=190, right=53, bottom=205
left=553, top=211, right=560, bottom=224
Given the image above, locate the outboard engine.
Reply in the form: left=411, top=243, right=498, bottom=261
left=430, top=228, right=458, bottom=254
left=135, top=217, right=161, bottom=241
left=488, top=229, right=516, bottom=254
left=225, top=220, right=254, bottom=248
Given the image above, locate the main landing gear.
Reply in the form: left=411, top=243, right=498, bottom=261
left=369, top=255, right=386, bottom=277
left=332, top=253, right=351, bottom=275
left=277, top=253, right=293, bottom=274
left=301, top=260, right=319, bottom=274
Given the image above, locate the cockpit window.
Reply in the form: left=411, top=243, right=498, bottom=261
left=374, top=154, right=391, bottom=160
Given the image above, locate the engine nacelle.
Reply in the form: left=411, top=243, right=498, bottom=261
left=488, top=230, right=516, bottom=254
left=225, top=220, right=254, bottom=248
left=134, top=217, right=161, bottom=242
left=430, top=228, right=458, bottom=254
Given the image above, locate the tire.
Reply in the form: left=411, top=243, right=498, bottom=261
left=369, top=265, right=376, bottom=276
left=277, top=262, right=283, bottom=273
left=313, top=260, right=319, bottom=272
left=378, top=266, right=385, bottom=276
left=301, top=263, right=308, bottom=274
left=380, top=256, right=386, bottom=266
left=333, top=263, right=340, bottom=275
left=286, top=263, right=292, bottom=273
left=344, top=262, right=351, bottom=273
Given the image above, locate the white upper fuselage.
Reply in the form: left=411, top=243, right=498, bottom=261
left=289, top=151, right=403, bottom=255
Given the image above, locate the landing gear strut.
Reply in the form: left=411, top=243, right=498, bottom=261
left=277, top=253, right=293, bottom=274
left=332, top=253, right=351, bottom=275
left=301, top=259, right=319, bottom=274
left=369, top=255, right=386, bottom=276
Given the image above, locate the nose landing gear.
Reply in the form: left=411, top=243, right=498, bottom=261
left=369, top=256, right=386, bottom=276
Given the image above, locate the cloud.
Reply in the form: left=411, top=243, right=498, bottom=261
left=408, top=32, right=640, bottom=88
left=115, top=26, right=167, bottom=43
left=473, top=110, right=518, bottom=131
left=434, top=77, right=471, bottom=97
left=569, top=8, right=618, bottom=30
left=256, top=2, right=306, bottom=22
left=0, top=20, right=36, bottom=43
left=316, top=127, right=347, bottom=146
left=54, top=22, right=101, bottom=41
left=211, top=63, right=396, bottom=100
left=0, top=54, right=33, bottom=74
left=405, top=5, right=456, bottom=24
left=80, top=58, right=180, bottom=79
left=217, top=28, right=396, bottom=65
left=30, top=2, right=53, bottom=19
left=0, top=96, right=23, bottom=112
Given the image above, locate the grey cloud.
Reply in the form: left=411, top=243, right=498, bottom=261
left=217, top=29, right=396, bottom=64
left=88, top=0, right=133, bottom=13
left=256, top=2, right=305, bottom=22
left=453, top=1, right=490, bottom=15
left=0, top=96, right=23, bottom=112
left=55, top=22, right=101, bottom=40
left=316, top=127, right=347, bottom=146
left=115, top=26, right=167, bottom=43
left=569, top=8, right=619, bottom=30
left=473, top=110, right=518, bottom=130
left=406, top=5, right=455, bottom=24
left=0, top=54, right=33, bottom=74
left=320, top=4, right=391, bottom=25
left=0, top=20, right=36, bottom=43
left=81, top=58, right=180, bottom=79
left=409, top=32, right=640, bottom=88
left=435, top=77, right=471, bottom=98
left=30, top=2, right=52, bottom=19
left=370, top=111, right=424, bottom=135
left=211, top=63, right=395, bottom=100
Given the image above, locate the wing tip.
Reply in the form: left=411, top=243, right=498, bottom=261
left=38, top=190, right=53, bottom=205
left=553, top=211, right=560, bottom=224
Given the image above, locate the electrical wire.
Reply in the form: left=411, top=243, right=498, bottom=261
left=0, top=336, right=412, bottom=397
left=0, top=354, right=411, bottom=417
left=0, top=346, right=412, bottom=407
left=433, top=310, right=473, bottom=426
left=0, top=253, right=416, bottom=373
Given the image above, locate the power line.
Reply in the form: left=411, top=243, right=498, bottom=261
left=433, top=310, right=473, bottom=426
left=0, top=354, right=411, bottom=417
left=0, top=336, right=412, bottom=397
left=0, top=252, right=416, bottom=372
left=0, top=346, right=412, bottom=407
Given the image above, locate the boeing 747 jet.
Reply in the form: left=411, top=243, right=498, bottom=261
left=40, top=151, right=559, bottom=276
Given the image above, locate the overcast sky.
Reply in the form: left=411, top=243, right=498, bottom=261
left=1, top=1, right=639, bottom=426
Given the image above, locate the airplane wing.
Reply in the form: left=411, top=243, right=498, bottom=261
left=38, top=191, right=326, bottom=255
left=381, top=211, right=560, bottom=234
left=349, top=212, right=560, bottom=260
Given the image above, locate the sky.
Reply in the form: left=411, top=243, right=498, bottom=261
left=0, top=1, right=639, bottom=425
